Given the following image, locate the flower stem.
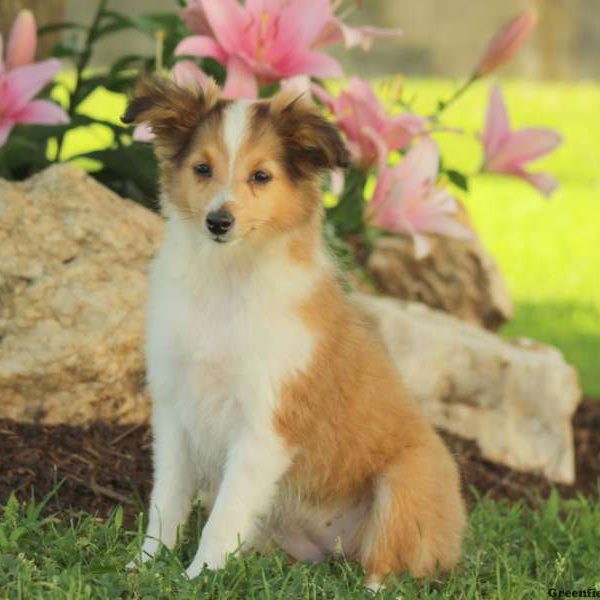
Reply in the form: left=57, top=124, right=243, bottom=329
left=431, top=74, right=479, bottom=122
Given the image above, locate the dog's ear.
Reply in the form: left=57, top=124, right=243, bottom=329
left=269, top=89, right=350, bottom=179
left=122, top=75, right=220, bottom=161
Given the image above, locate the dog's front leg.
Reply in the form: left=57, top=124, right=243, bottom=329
left=185, top=427, right=291, bottom=577
left=133, top=405, right=198, bottom=566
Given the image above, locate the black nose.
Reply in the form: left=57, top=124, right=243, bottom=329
left=206, top=209, right=235, bottom=236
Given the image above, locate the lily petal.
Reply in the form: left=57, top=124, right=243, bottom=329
left=487, top=127, right=562, bottom=169
left=395, top=137, right=440, bottom=199
left=361, top=125, right=389, bottom=171
left=222, top=56, right=258, bottom=99
left=313, top=18, right=402, bottom=50
left=171, top=60, right=210, bottom=88
left=179, top=1, right=213, bottom=36
left=13, top=99, right=68, bottom=124
left=3, top=59, right=62, bottom=112
left=133, top=123, right=154, bottom=142
left=384, top=113, right=427, bottom=150
left=416, top=212, right=474, bottom=239
left=0, top=119, right=15, bottom=147
left=175, top=35, right=227, bottom=63
left=278, top=0, right=333, bottom=49
left=483, top=85, right=510, bottom=161
left=289, top=51, right=343, bottom=79
left=201, top=0, right=251, bottom=55
left=519, top=171, right=559, bottom=197
left=6, top=10, right=37, bottom=69
left=310, top=82, right=336, bottom=110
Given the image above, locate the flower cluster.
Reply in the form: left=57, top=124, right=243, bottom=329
left=0, top=10, right=68, bottom=146
left=168, top=1, right=561, bottom=257
left=1, top=1, right=562, bottom=259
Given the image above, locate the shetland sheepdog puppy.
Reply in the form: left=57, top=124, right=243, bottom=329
left=123, top=76, right=465, bottom=590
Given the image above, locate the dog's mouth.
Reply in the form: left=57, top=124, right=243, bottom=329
left=212, top=235, right=228, bottom=244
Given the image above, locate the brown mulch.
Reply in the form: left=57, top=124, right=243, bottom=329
left=0, top=401, right=598, bottom=526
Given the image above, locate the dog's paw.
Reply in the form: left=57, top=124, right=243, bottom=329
left=185, top=545, right=228, bottom=578
left=125, top=558, right=141, bottom=571
left=126, top=539, right=160, bottom=571
left=126, top=551, right=154, bottom=572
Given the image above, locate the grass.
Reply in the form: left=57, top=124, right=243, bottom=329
left=53, top=77, right=600, bottom=396
left=1, top=488, right=599, bottom=599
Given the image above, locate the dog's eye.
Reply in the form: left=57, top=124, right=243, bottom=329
left=194, top=163, right=212, bottom=177
left=250, top=170, right=272, bottom=185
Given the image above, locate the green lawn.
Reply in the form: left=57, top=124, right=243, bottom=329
left=1, top=490, right=598, bottom=599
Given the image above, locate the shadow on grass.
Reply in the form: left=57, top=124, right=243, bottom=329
left=501, top=300, right=600, bottom=398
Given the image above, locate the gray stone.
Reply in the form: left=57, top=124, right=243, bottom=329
left=353, top=293, right=582, bottom=484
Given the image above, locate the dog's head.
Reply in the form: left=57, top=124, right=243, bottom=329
left=123, top=77, right=349, bottom=246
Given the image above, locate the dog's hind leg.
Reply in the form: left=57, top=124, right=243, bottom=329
left=359, top=435, right=466, bottom=584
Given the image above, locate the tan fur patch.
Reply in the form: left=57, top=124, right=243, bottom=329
left=274, top=273, right=466, bottom=578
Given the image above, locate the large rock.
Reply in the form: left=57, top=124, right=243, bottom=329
left=0, top=165, right=161, bottom=424
left=361, top=233, right=514, bottom=331
left=353, top=293, right=581, bottom=484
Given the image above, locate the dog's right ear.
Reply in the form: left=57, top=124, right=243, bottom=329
left=122, top=75, right=220, bottom=161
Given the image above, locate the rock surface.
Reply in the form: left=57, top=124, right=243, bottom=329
left=353, top=293, right=581, bottom=484
left=0, top=165, right=161, bottom=424
left=360, top=233, right=514, bottom=331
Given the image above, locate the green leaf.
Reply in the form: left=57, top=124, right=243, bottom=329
left=0, top=135, right=52, bottom=179
left=50, top=42, right=83, bottom=59
left=326, top=168, right=368, bottom=236
left=38, top=22, right=87, bottom=36
left=108, top=54, right=146, bottom=75
left=446, top=169, right=470, bottom=192
left=80, top=144, right=159, bottom=209
left=131, top=13, right=184, bottom=35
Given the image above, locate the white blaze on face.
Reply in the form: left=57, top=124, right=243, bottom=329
left=224, top=100, right=251, bottom=185
left=207, top=100, right=251, bottom=213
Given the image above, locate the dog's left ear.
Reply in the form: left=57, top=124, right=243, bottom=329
left=269, top=90, right=350, bottom=178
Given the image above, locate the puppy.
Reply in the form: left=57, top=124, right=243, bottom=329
left=123, top=76, right=466, bottom=588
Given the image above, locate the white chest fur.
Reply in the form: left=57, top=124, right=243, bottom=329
left=145, top=217, right=319, bottom=494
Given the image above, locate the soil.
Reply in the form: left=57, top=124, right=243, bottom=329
left=0, top=401, right=598, bottom=526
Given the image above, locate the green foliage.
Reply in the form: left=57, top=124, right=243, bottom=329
left=326, top=168, right=368, bottom=236
left=0, top=489, right=599, bottom=598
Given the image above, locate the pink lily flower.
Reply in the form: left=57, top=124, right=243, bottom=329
left=482, top=85, right=562, bottom=196
left=176, top=0, right=401, bottom=99
left=6, top=9, right=37, bottom=69
left=132, top=61, right=210, bottom=142
left=475, top=10, right=537, bottom=77
left=0, top=12, right=69, bottom=147
left=367, top=137, right=473, bottom=258
left=313, top=77, right=427, bottom=170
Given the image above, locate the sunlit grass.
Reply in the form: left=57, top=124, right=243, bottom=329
left=1, top=489, right=599, bottom=599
